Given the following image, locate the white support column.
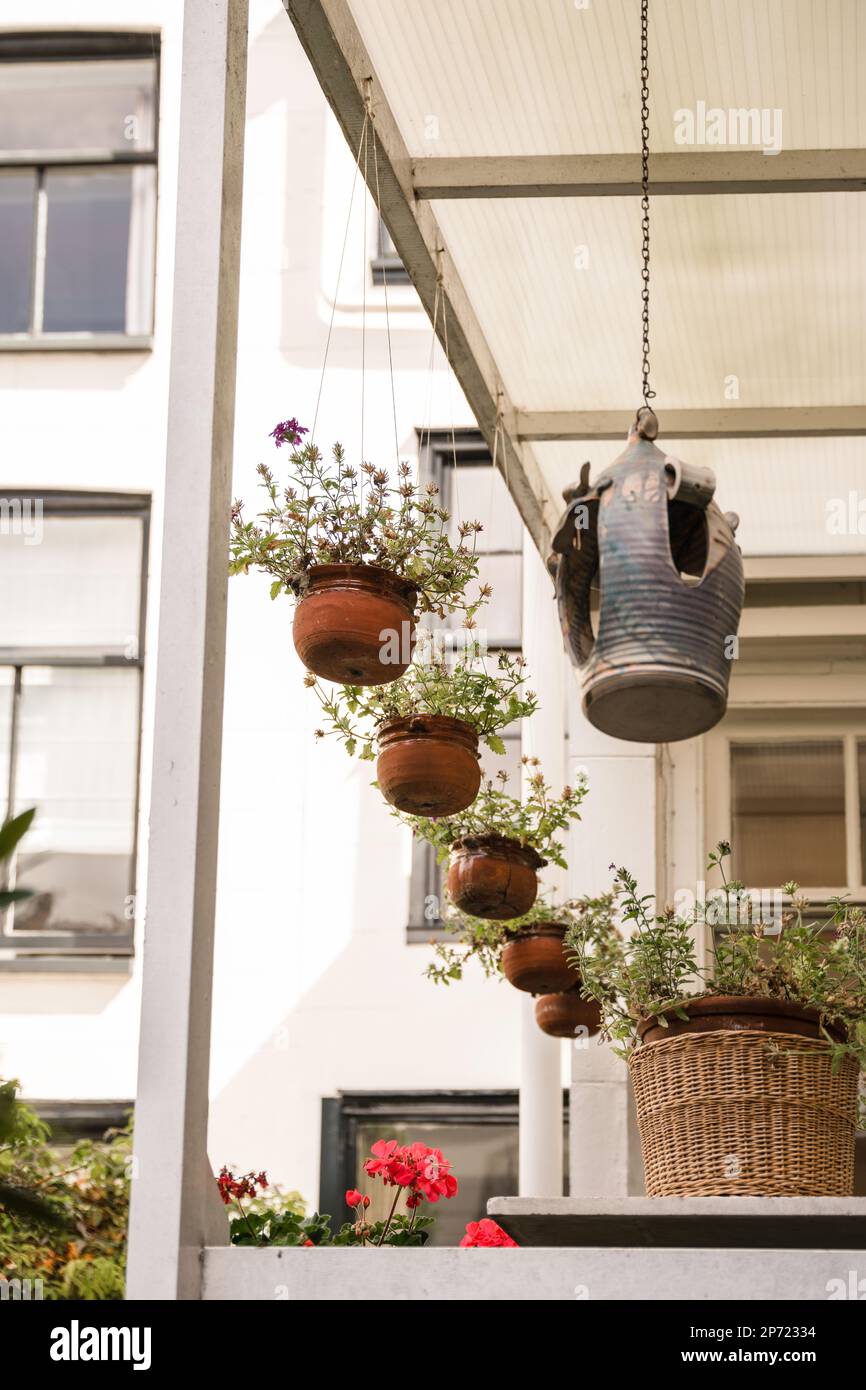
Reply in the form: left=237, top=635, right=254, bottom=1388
left=565, top=671, right=652, bottom=1197
left=518, top=536, right=565, bottom=1196
left=126, top=0, right=249, bottom=1300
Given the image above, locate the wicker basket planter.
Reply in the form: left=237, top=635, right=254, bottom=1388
left=629, top=1028, right=859, bottom=1198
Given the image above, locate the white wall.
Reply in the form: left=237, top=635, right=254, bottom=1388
left=0, top=1, right=535, bottom=1207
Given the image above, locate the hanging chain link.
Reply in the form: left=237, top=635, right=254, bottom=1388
left=639, top=0, right=655, bottom=410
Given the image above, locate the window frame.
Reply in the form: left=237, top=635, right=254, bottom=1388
left=0, top=489, right=150, bottom=969
left=371, top=214, right=411, bottom=286
left=0, top=31, right=160, bottom=351
left=703, top=711, right=866, bottom=959
left=319, top=1089, right=570, bottom=1229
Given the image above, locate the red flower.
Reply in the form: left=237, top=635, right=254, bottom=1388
left=362, top=1139, right=459, bottom=1207
left=460, top=1219, right=517, bottom=1248
left=302, top=1239, right=314, bottom=1247
left=345, top=1189, right=370, bottom=1209
left=217, top=1165, right=267, bottom=1205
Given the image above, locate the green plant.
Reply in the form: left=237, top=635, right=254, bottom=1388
left=401, top=758, right=587, bottom=869
left=0, top=1080, right=131, bottom=1298
left=0, top=807, right=36, bottom=911
left=310, top=643, right=537, bottom=759
left=222, top=1140, right=457, bottom=1249
left=230, top=421, right=486, bottom=622
left=426, top=894, right=614, bottom=985
left=566, top=846, right=866, bottom=1117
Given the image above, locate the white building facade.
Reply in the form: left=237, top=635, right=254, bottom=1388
left=1, top=0, right=864, bottom=1247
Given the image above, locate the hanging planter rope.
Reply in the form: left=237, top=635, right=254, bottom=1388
left=548, top=0, right=744, bottom=743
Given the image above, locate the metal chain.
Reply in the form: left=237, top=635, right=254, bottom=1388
left=639, top=0, right=655, bottom=408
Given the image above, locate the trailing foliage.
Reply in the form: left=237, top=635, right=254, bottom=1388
left=0, top=1080, right=131, bottom=1299
left=566, top=845, right=866, bottom=1121
left=426, top=894, right=615, bottom=985
left=400, top=759, right=587, bottom=869
left=310, top=642, right=537, bottom=758
left=230, top=421, right=486, bottom=621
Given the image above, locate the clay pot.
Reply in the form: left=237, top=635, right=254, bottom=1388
left=376, top=716, right=480, bottom=815
left=446, top=835, right=544, bottom=921
left=535, top=989, right=602, bottom=1039
left=500, top=924, right=578, bottom=995
left=292, top=563, right=416, bottom=685
left=637, top=994, right=846, bottom=1047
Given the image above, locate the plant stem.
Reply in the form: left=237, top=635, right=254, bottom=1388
left=376, top=1188, right=402, bottom=1247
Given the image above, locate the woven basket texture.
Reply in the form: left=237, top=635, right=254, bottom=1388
left=628, top=1029, right=859, bottom=1197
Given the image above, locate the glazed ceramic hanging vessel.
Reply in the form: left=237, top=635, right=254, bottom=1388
left=548, top=411, right=744, bottom=743
left=548, top=0, right=743, bottom=742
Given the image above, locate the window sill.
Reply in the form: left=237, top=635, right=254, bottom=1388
left=0, top=956, right=133, bottom=975
left=0, top=334, right=153, bottom=353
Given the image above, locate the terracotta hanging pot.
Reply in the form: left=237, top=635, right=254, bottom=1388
left=535, top=988, right=602, bottom=1039
left=446, top=834, right=544, bottom=921
left=292, top=563, right=417, bottom=685
left=637, top=994, right=846, bottom=1047
left=376, top=715, right=481, bottom=816
left=548, top=419, right=744, bottom=743
left=500, top=924, right=578, bottom=995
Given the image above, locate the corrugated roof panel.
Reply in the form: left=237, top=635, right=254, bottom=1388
left=431, top=192, right=866, bottom=411
left=350, top=0, right=866, bottom=156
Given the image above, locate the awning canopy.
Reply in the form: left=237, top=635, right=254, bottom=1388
left=286, top=0, right=866, bottom=560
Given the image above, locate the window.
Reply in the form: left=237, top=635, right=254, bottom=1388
left=371, top=215, right=411, bottom=286
left=0, top=33, right=158, bottom=347
left=731, top=740, right=848, bottom=888
left=705, top=715, right=866, bottom=902
left=320, top=1092, right=569, bottom=1244
left=0, top=493, right=149, bottom=969
left=407, top=430, right=524, bottom=939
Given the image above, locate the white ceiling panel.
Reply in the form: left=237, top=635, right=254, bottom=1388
left=349, top=0, right=866, bottom=157
left=431, top=192, right=866, bottom=412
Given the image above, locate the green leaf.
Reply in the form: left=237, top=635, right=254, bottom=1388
left=0, top=807, right=36, bottom=863
left=0, top=889, right=33, bottom=909
left=270, top=580, right=282, bottom=600
left=486, top=735, right=506, bottom=756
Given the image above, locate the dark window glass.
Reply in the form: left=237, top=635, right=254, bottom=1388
left=43, top=169, right=136, bottom=332
left=0, top=173, right=35, bottom=332
left=0, top=500, right=147, bottom=958
left=730, top=740, right=847, bottom=887
left=0, top=47, right=158, bottom=340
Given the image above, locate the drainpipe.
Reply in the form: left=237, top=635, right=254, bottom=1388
left=518, top=534, right=565, bottom=1196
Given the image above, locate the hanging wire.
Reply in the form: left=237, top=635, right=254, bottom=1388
left=311, top=112, right=369, bottom=447
left=369, top=110, right=401, bottom=473
left=437, top=252, right=461, bottom=524
left=639, top=0, right=655, bottom=411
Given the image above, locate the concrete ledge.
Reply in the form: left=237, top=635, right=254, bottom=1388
left=201, top=1245, right=866, bottom=1300
left=487, top=1197, right=866, bottom=1249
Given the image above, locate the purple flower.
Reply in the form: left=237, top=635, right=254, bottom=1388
left=270, top=418, right=309, bottom=448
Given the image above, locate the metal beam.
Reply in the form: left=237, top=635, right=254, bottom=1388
left=125, top=0, right=248, bottom=1300
left=516, top=407, right=866, bottom=442
left=285, top=0, right=557, bottom=558
left=413, top=150, right=866, bottom=199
